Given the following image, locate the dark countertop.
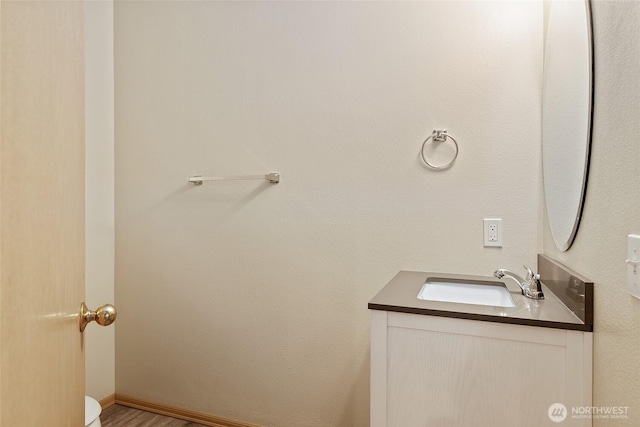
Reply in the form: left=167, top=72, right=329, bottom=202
left=368, top=269, right=592, bottom=332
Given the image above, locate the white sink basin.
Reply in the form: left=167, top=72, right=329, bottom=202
left=417, top=278, right=516, bottom=307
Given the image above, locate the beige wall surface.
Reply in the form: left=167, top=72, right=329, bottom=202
left=114, top=2, right=542, bottom=425
left=543, top=1, right=640, bottom=425
left=85, top=0, right=115, bottom=401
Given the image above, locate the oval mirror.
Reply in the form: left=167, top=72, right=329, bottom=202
left=542, top=0, right=594, bottom=251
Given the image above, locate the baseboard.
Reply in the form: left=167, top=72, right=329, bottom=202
left=114, top=394, right=263, bottom=427
left=99, top=394, right=116, bottom=410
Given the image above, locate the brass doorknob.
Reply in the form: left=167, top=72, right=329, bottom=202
left=80, top=302, right=117, bottom=332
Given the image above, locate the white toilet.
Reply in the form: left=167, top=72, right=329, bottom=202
left=85, top=396, right=102, bottom=427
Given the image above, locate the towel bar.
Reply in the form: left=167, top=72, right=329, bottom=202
left=188, top=172, right=280, bottom=185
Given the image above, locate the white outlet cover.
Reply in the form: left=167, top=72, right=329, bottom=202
left=484, top=218, right=502, bottom=247
left=628, top=234, right=640, bottom=299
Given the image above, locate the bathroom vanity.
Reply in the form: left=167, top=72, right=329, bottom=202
left=369, top=255, right=593, bottom=427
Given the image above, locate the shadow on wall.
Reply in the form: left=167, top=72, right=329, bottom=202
left=332, top=350, right=370, bottom=426
left=123, top=179, right=273, bottom=232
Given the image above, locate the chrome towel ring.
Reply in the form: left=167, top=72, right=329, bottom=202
left=420, top=129, right=459, bottom=170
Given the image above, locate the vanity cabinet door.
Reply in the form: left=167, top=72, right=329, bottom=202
left=371, top=311, right=592, bottom=427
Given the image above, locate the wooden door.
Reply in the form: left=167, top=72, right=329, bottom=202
left=0, top=1, right=85, bottom=425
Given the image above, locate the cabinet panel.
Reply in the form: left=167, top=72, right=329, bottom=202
left=387, top=326, right=565, bottom=426
left=371, top=312, right=592, bottom=427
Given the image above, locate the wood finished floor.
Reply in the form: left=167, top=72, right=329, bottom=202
left=101, top=404, right=208, bottom=427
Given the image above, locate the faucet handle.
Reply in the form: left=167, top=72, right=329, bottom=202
left=522, top=265, right=544, bottom=299
left=523, top=265, right=535, bottom=282
left=523, top=265, right=541, bottom=281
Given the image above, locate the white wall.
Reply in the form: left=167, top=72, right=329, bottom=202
left=114, top=1, right=542, bottom=425
left=543, top=1, right=640, bottom=425
left=85, top=0, right=115, bottom=401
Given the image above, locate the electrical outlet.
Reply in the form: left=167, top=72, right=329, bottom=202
left=484, top=219, right=502, bottom=247
left=488, top=224, right=498, bottom=241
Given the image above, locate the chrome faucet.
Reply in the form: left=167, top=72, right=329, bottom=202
left=494, top=265, right=545, bottom=300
